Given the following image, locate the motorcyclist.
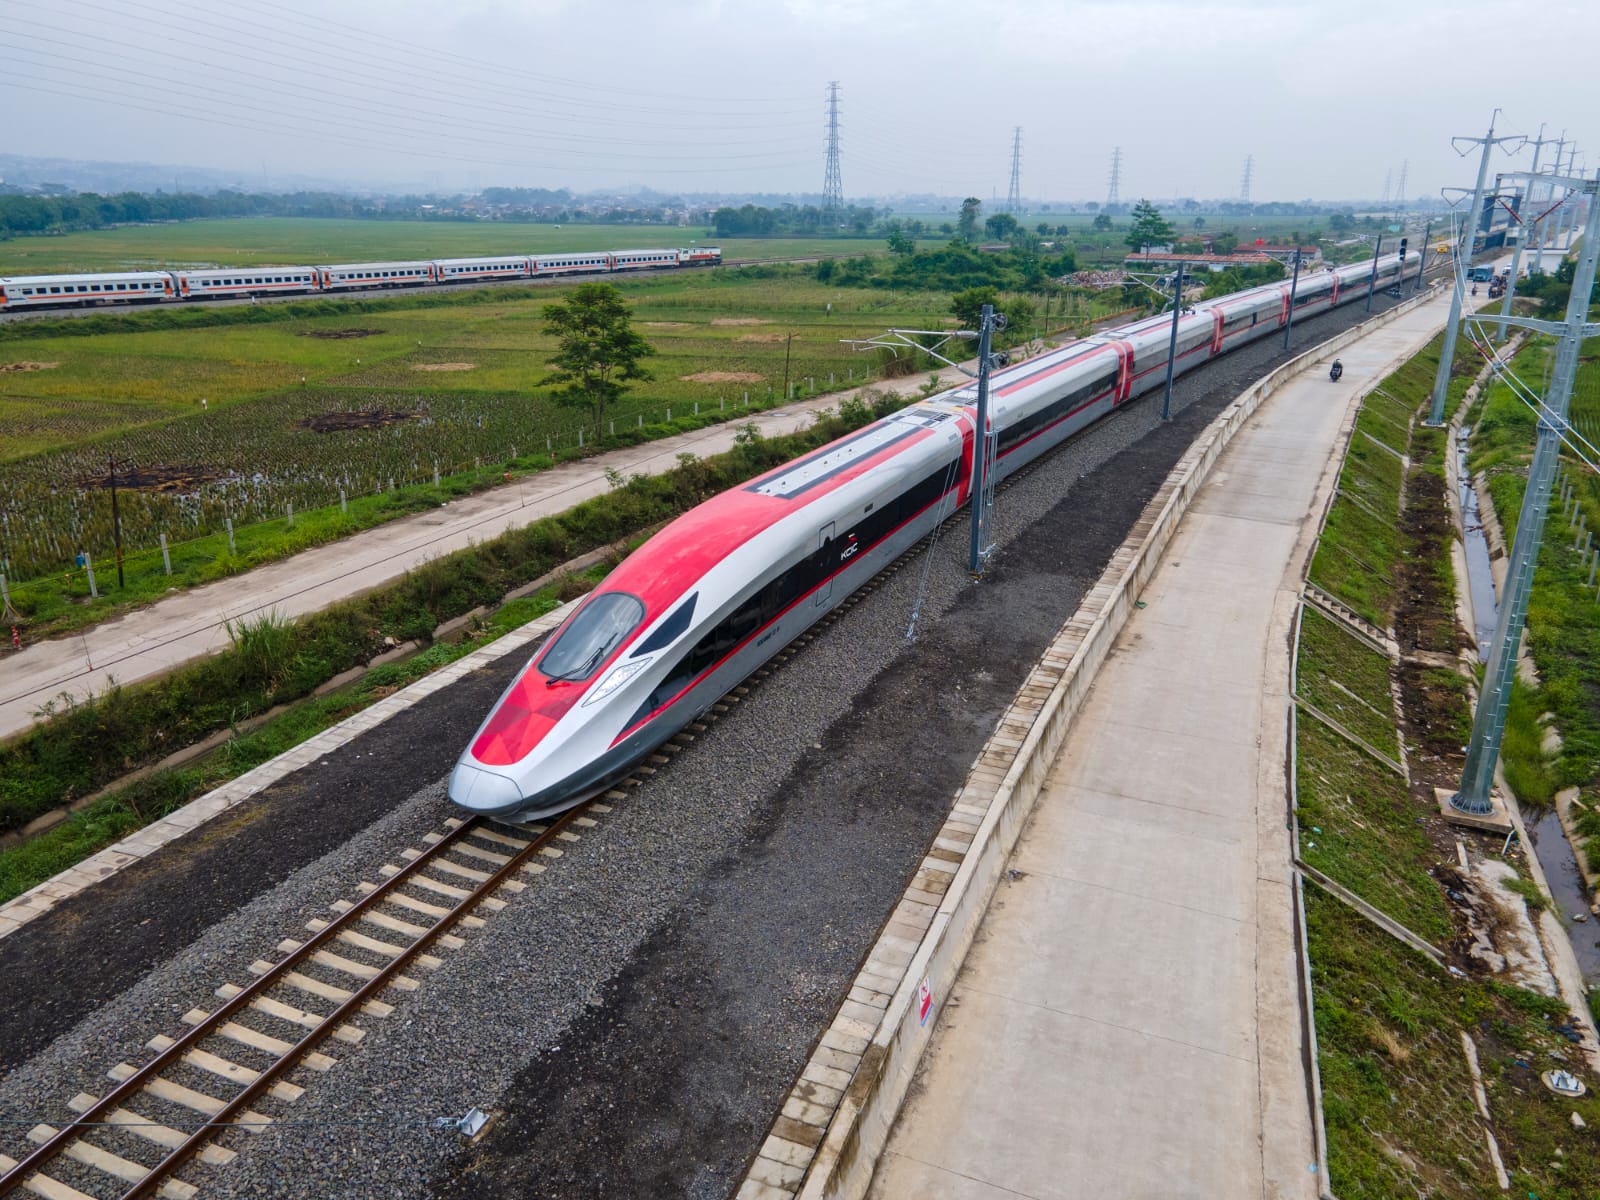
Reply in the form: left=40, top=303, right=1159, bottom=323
left=1330, top=358, right=1343, bottom=381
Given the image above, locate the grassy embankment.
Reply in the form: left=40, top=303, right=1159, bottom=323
left=1465, top=337, right=1600, bottom=818
left=0, top=393, right=911, bottom=904
left=1295, top=332, right=1600, bottom=1197
left=3, top=268, right=1107, bottom=640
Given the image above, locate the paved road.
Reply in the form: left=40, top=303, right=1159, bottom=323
left=865, top=286, right=1469, bottom=1200
left=0, top=370, right=946, bottom=740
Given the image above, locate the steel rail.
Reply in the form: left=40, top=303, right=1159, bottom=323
left=0, top=808, right=582, bottom=1200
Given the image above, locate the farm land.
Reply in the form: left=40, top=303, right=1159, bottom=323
left=0, top=216, right=898, bottom=277
left=0, top=262, right=1122, bottom=635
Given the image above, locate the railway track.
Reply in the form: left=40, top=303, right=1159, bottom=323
left=0, top=808, right=600, bottom=1200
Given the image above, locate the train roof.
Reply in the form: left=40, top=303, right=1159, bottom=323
left=0, top=271, right=173, bottom=284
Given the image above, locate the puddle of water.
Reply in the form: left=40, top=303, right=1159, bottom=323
left=1527, top=808, right=1600, bottom=981
left=1457, top=428, right=1498, bottom=659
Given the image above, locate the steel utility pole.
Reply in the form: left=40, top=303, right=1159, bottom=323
left=1414, top=219, right=1432, bottom=292
left=1160, top=264, right=1186, bottom=421
left=1281, top=249, right=1303, bottom=351
left=1365, top=234, right=1384, bottom=312
left=1451, top=173, right=1600, bottom=816
left=1427, top=112, right=1526, bottom=425
left=1498, top=125, right=1557, bottom=338
left=968, top=304, right=1005, bottom=575
left=108, top=454, right=125, bottom=589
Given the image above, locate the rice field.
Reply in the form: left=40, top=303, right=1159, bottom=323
left=0, top=269, right=1021, bottom=582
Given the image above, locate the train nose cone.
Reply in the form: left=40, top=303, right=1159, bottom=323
left=448, top=762, right=525, bottom=816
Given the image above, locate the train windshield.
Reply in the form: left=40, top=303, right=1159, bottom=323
left=539, top=592, right=646, bottom=683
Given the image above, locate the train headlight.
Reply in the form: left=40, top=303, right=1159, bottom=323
left=583, top=656, right=652, bottom=706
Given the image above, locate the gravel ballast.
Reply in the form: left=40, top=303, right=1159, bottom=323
left=0, top=292, right=1413, bottom=1199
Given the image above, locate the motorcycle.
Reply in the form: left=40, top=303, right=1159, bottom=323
left=1329, top=360, right=1344, bottom=382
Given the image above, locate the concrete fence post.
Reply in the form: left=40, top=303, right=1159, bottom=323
left=160, top=534, right=171, bottom=575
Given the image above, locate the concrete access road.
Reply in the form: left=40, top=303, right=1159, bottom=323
left=867, top=283, right=1476, bottom=1199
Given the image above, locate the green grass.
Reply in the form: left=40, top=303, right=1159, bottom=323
left=0, top=217, right=878, bottom=276
left=1308, top=332, right=1478, bottom=625
left=1297, top=607, right=1399, bottom=757
left=1296, top=716, right=1453, bottom=943
left=1467, top=338, right=1600, bottom=804
left=1309, top=890, right=1600, bottom=1200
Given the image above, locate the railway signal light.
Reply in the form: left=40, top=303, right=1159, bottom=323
left=1399, top=237, right=1408, bottom=262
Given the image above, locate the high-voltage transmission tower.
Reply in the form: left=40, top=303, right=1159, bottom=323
left=822, top=81, right=844, bottom=216
left=1239, top=154, right=1253, bottom=205
left=1394, top=159, right=1409, bottom=216
left=1379, top=168, right=1392, bottom=208
left=1005, top=127, right=1023, bottom=214
left=1106, top=147, right=1122, bottom=211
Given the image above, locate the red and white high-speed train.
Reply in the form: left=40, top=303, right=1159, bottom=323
left=449, top=254, right=1409, bottom=822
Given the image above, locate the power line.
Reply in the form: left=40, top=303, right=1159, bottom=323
left=1005, top=127, right=1022, bottom=215
left=822, top=82, right=844, bottom=214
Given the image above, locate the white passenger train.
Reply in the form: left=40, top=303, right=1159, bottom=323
left=0, top=246, right=722, bottom=310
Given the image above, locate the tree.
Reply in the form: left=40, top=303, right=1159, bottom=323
left=1092, top=212, right=1113, bottom=232
left=1124, top=199, right=1175, bottom=254
left=1036, top=221, right=1051, bottom=236
left=957, top=197, right=982, bottom=242
left=886, top=226, right=916, bottom=256
left=984, top=212, right=1019, bottom=241
left=951, top=285, right=998, bottom=330
left=542, top=283, right=656, bottom=436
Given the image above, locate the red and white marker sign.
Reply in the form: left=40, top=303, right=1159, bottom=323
left=918, top=976, right=933, bottom=1026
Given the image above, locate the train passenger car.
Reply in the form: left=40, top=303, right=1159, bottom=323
left=175, top=267, right=319, bottom=299
left=0, top=271, right=174, bottom=309
left=316, top=261, right=437, bottom=290
left=432, top=256, right=533, bottom=282
left=532, top=252, right=615, bottom=276
left=610, top=248, right=681, bottom=272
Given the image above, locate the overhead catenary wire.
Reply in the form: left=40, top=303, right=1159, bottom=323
left=0, top=34, right=815, bottom=152
left=50, top=0, right=814, bottom=123
left=0, top=50, right=814, bottom=164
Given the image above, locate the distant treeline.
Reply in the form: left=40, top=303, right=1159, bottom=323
left=0, top=190, right=465, bottom=237
left=818, top=241, right=1079, bottom=292
left=711, top=203, right=882, bottom=238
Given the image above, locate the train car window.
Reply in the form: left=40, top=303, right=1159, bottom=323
left=539, top=592, right=645, bottom=682
left=633, top=593, right=700, bottom=657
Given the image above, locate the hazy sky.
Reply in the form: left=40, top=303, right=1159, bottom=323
left=4, top=0, right=1595, bottom=203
